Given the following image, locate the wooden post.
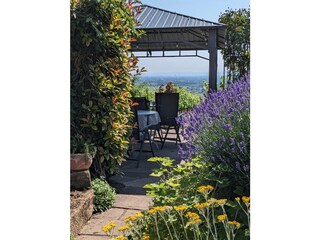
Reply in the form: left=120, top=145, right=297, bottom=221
left=208, top=29, right=217, bottom=91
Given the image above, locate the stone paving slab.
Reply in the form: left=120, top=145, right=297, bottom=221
left=76, top=194, right=153, bottom=240
left=113, top=194, right=153, bottom=210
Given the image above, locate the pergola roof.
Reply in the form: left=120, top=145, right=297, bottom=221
left=131, top=5, right=227, bottom=52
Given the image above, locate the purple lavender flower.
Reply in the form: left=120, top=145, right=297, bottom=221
left=177, top=75, right=250, bottom=180
left=235, top=161, right=241, bottom=171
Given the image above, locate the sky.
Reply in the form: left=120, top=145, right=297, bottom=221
left=136, top=0, right=250, bottom=74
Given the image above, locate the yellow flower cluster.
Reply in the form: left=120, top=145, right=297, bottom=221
left=186, top=211, right=200, bottom=219
left=174, top=205, right=188, bottom=212
left=197, top=185, right=214, bottom=193
left=148, top=206, right=169, bottom=214
left=102, top=221, right=116, bottom=233
left=228, top=220, right=241, bottom=229
left=185, top=211, right=202, bottom=224
left=217, top=214, right=227, bottom=222
left=142, top=234, right=150, bottom=240
left=110, top=235, right=127, bottom=240
left=242, top=196, right=250, bottom=204
left=208, top=198, right=217, bottom=204
left=135, top=212, right=144, bottom=218
left=125, top=215, right=137, bottom=223
left=194, top=202, right=209, bottom=209
left=216, top=199, right=227, bottom=206
left=235, top=197, right=240, bottom=202
left=124, top=212, right=144, bottom=223
left=118, top=225, right=130, bottom=232
left=188, top=218, right=202, bottom=225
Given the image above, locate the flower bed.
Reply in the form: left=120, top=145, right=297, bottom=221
left=178, top=76, right=250, bottom=197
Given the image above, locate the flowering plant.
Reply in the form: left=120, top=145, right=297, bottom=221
left=177, top=75, right=250, bottom=196
left=102, top=184, right=250, bottom=240
left=158, top=81, right=177, bottom=93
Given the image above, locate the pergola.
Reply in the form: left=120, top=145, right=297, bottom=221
left=132, top=5, right=227, bottom=91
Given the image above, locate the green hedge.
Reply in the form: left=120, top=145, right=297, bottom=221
left=132, top=83, right=201, bottom=112
left=70, top=0, right=143, bottom=176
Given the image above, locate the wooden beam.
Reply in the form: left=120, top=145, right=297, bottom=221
left=208, top=29, right=217, bottom=91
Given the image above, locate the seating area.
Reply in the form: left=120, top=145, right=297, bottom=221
left=127, top=92, right=182, bottom=168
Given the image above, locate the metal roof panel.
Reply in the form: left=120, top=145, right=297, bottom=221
left=136, top=5, right=225, bottom=29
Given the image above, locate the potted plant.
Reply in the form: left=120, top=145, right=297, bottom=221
left=158, top=81, right=177, bottom=93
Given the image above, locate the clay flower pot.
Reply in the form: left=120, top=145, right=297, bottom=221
left=70, top=154, right=93, bottom=171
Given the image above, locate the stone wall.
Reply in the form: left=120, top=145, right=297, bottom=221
left=70, top=154, right=94, bottom=236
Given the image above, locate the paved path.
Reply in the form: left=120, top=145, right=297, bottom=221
left=76, top=194, right=153, bottom=240
left=77, top=131, right=185, bottom=239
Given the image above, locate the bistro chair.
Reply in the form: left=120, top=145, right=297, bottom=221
left=155, top=92, right=181, bottom=148
left=127, top=102, right=155, bottom=168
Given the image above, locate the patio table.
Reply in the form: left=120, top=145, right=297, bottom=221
left=137, top=110, right=161, bottom=130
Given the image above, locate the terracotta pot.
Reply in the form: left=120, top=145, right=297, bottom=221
left=70, top=154, right=93, bottom=171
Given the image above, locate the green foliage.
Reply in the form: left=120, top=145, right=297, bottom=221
left=219, top=8, right=250, bottom=82
left=132, top=81, right=201, bottom=112
left=176, top=87, right=201, bottom=112
left=70, top=0, right=143, bottom=176
left=131, top=82, right=157, bottom=103
left=144, top=157, right=217, bottom=206
left=91, top=177, right=116, bottom=213
left=101, top=157, right=250, bottom=239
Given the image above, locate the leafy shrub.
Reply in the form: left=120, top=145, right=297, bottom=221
left=131, top=83, right=157, bottom=103
left=177, top=76, right=250, bottom=197
left=176, top=86, right=201, bottom=112
left=144, top=157, right=216, bottom=206
left=91, top=177, right=116, bottom=213
left=70, top=0, right=143, bottom=176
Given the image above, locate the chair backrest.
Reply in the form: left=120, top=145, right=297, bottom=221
left=130, top=104, right=141, bottom=141
left=132, top=97, right=149, bottom=110
left=155, top=93, right=179, bottom=126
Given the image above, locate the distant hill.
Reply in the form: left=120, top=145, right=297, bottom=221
left=138, top=72, right=223, bottom=94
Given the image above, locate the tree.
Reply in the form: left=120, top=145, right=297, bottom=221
left=219, top=8, right=250, bottom=83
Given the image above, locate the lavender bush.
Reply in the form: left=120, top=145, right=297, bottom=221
left=177, top=76, right=250, bottom=196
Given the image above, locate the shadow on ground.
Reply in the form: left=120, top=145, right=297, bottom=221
left=108, top=131, right=185, bottom=195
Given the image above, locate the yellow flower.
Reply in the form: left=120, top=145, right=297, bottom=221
left=110, top=236, right=127, bottom=240
left=185, top=212, right=201, bottom=221
left=135, top=212, right=144, bottom=218
left=142, top=234, right=150, bottom=240
left=228, top=221, right=241, bottom=229
left=242, top=196, right=250, bottom=204
left=194, top=202, right=210, bottom=209
left=147, top=206, right=169, bottom=214
left=187, top=218, right=202, bottom=225
left=197, top=185, right=214, bottom=193
left=102, top=221, right=116, bottom=233
left=235, top=197, right=240, bottom=202
left=208, top=198, right=217, bottom=204
left=118, top=225, right=130, bottom=231
left=216, top=199, right=227, bottom=205
left=174, top=205, right=188, bottom=212
left=124, top=215, right=137, bottom=223
left=217, top=214, right=227, bottom=222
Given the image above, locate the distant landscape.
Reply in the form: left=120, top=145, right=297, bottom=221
left=137, top=72, right=223, bottom=94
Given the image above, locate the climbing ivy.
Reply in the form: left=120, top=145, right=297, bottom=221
left=70, top=0, right=143, bottom=177
left=219, top=8, right=250, bottom=83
